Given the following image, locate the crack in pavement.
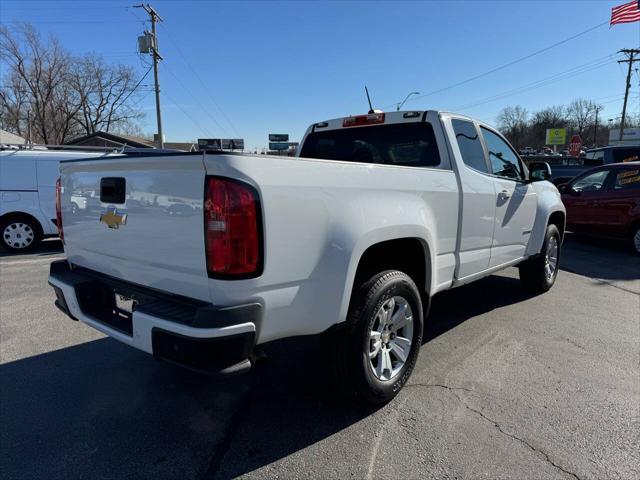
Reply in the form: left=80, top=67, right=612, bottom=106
left=408, top=383, right=583, bottom=480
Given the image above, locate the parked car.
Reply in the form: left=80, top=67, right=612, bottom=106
left=48, top=110, right=565, bottom=404
left=550, top=145, right=640, bottom=186
left=559, top=162, right=640, bottom=253
left=520, top=147, right=536, bottom=156
left=0, top=148, right=115, bottom=251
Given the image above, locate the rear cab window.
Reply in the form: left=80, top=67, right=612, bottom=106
left=299, top=123, right=442, bottom=168
left=451, top=119, right=488, bottom=173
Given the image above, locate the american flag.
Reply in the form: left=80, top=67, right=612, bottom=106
left=611, top=1, right=640, bottom=25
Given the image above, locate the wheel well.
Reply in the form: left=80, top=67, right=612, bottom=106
left=353, top=238, right=430, bottom=294
left=628, top=219, right=640, bottom=238
left=548, top=211, right=565, bottom=240
left=0, top=212, right=44, bottom=236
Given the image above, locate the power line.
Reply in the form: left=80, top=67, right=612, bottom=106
left=382, top=19, right=609, bottom=109
left=158, top=23, right=240, bottom=136
left=159, top=61, right=224, bottom=136
left=162, top=89, right=211, bottom=138
left=0, top=20, right=139, bottom=24
left=113, top=66, right=153, bottom=111
left=453, top=56, right=615, bottom=111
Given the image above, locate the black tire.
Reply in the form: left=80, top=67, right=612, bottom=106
left=330, top=270, right=424, bottom=405
left=519, top=224, right=561, bottom=293
left=0, top=216, right=42, bottom=252
left=631, top=224, right=640, bottom=256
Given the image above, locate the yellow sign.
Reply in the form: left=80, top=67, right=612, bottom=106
left=545, top=128, right=567, bottom=145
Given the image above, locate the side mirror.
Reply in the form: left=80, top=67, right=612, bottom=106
left=529, top=162, right=552, bottom=182
left=557, top=183, right=577, bottom=195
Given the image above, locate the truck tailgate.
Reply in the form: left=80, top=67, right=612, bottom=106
left=60, top=154, right=211, bottom=302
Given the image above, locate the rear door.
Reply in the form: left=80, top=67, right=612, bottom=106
left=61, top=154, right=211, bottom=302
left=479, top=127, right=537, bottom=267
left=446, top=118, right=496, bottom=277
left=591, top=166, right=640, bottom=237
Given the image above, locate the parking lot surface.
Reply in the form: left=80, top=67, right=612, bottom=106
left=1, top=236, right=638, bottom=480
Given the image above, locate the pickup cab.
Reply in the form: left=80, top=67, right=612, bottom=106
left=49, top=111, right=565, bottom=404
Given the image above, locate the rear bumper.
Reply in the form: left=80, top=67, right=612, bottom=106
left=48, top=260, right=260, bottom=375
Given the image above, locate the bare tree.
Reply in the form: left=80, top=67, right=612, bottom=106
left=0, top=23, right=144, bottom=144
left=566, top=98, right=600, bottom=138
left=0, top=24, right=78, bottom=143
left=71, top=55, right=144, bottom=135
left=497, top=105, right=528, bottom=148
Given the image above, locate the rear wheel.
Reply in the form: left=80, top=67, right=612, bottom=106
left=519, top=224, right=561, bottom=293
left=330, top=270, right=423, bottom=405
left=1, top=217, right=42, bottom=252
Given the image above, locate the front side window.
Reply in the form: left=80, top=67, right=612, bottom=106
left=614, top=168, right=640, bottom=190
left=480, top=127, right=524, bottom=181
left=571, top=170, right=610, bottom=192
left=299, top=123, right=441, bottom=168
left=452, top=119, right=488, bottom=173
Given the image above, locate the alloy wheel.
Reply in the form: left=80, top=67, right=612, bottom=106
left=369, top=296, right=414, bottom=381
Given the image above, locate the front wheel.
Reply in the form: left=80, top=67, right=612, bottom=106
left=631, top=225, right=640, bottom=255
left=519, top=224, right=561, bottom=293
left=330, top=270, right=424, bottom=405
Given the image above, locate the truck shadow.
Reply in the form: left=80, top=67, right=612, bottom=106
left=0, top=273, right=532, bottom=480
left=0, top=238, right=63, bottom=258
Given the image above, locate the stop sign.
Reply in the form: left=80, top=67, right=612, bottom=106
left=569, top=134, right=582, bottom=157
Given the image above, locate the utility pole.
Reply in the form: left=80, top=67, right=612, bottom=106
left=617, top=49, right=640, bottom=142
left=26, top=110, right=32, bottom=145
left=592, top=105, right=601, bottom=147
left=135, top=3, right=164, bottom=148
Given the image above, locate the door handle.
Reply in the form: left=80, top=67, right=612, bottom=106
left=498, top=190, right=510, bottom=200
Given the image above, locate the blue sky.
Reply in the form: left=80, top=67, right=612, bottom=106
left=1, top=0, right=639, bottom=150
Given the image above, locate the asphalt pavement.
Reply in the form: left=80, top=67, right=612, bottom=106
left=1, top=235, right=638, bottom=480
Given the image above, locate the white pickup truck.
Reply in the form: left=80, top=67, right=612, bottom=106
left=49, top=110, right=565, bottom=404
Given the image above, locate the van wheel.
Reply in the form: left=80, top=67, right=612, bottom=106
left=0, top=217, right=42, bottom=252
left=330, top=270, right=423, bottom=405
left=519, top=224, right=561, bottom=293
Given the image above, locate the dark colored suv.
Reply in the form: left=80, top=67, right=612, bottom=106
left=560, top=162, right=640, bottom=253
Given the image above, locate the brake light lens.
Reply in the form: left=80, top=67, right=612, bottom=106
left=204, top=177, right=261, bottom=278
left=342, top=112, right=385, bottom=127
left=55, top=177, right=64, bottom=243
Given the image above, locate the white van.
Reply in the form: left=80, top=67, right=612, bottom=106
left=0, top=148, right=115, bottom=251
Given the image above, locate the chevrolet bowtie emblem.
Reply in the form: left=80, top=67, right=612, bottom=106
left=100, top=208, right=127, bottom=229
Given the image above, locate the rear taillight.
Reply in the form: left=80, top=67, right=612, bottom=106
left=204, top=177, right=262, bottom=278
left=55, top=177, right=64, bottom=243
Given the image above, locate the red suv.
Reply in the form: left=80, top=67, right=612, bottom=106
left=560, top=162, right=640, bottom=254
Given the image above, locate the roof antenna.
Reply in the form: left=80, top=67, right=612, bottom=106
left=365, top=86, right=374, bottom=114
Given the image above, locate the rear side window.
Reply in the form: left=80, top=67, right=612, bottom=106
left=612, top=148, right=640, bottom=163
left=299, top=123, right=441, bottom=168
left=584, top=150, right=604, bottom=166
left=452, top=119, right=488, bottom=173
left=614, top=168, right=640, bottom=190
